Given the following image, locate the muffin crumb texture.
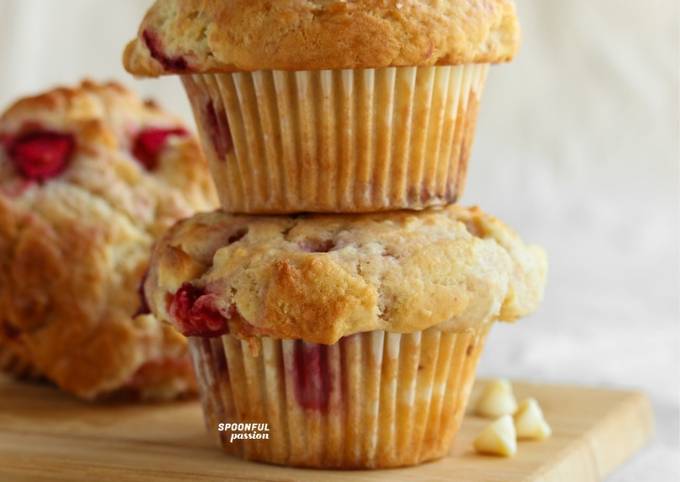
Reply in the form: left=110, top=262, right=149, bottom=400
left=124, top=0, right=520, bottom=76
left=146, top=205, right=547, bottom=344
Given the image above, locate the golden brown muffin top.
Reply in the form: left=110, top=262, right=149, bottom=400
left=124, top=0, right=520, bottom=76
left=146, top=206, right=546, bottom=344
left=0, top=80, right=217, bottom=400
left=0, top=341, right=40, bottom=380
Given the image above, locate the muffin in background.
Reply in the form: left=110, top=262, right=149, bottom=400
left=0, top=343, right=40, bottom=380
left=124, top=0, right=520, bottom=214
left=144, top=205, right=546, bottom=467
left=0, top=80, right=218, bottom=400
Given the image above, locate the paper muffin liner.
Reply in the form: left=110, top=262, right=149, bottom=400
left=182, top=64, right=488, bottom=214
left=189, top=325, right=490, bottom=468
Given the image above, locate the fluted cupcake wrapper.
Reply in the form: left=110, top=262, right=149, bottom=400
left=182, top=64, right=488, bottom=214
left=189, top=325, right=490, bottom=469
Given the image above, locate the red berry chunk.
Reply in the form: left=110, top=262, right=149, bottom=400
left=8, top=131, right=74, bottom=182
left=203, top=101, right=232, bottom=160
left=132, top=127, right=187, bottom=170
left=143, top=30, right=189, bottom=72
left=169, top=283, right=231, bottom=337
left=291, top=341, right=332, bottom=412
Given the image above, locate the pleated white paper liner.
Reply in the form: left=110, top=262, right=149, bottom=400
left=190, top=325, right=490, bottom=468
left=182, top=64, right=488, bottom=214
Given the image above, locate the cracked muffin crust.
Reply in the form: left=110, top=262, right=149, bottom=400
left=0, top=80, right=218, bottom=400
left=0, top=342, right=40, bottom=380
left=146, top=205, right=547, bottom=344
left=124, top=0, right=520, bottom=76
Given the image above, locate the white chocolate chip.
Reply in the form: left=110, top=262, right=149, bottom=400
left=514, top=398, right=552, bottom=440
left=474, top=379, right=518, bottom=418
left=473, top=415, right=518, bottom=457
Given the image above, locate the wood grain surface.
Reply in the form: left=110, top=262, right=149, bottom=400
left=0, top=377, right=653, bottom=482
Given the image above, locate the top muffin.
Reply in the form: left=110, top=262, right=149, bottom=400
left=124, top=0, right=520, bottom=76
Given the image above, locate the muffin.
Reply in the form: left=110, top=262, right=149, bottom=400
left=0, top=80, right=218, bottom=400
left=124, top=0, right=520, bottom=213
left=0, top=342, right=40, bottom=380
left=144, top=205, right=546, bottom=467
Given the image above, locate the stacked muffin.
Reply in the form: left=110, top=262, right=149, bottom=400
left=125, top=0, right=546, bottom=469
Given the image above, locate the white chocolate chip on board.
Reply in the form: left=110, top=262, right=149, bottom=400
left=514, top=398, right=552, bottom=440
left=474, top=379, right=518, bottom=418
left=473, top=415, right=518, bottom=457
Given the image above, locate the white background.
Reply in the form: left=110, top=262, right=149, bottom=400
left=0, top=1, right=678, bottom=480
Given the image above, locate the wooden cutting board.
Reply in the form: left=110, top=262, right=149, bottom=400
left=0, top=376, right=653, bottom=482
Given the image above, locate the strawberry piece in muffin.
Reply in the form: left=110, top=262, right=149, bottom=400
left=168, top=283, right=232, bottom=337
left=8, top=131, right=74, bottom=181
left=132, top=127, right=187, bottom=170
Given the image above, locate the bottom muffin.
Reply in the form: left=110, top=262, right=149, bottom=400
left=191, top=326, right=488, bottom=468
left=145, top=205, right=547, bottom=468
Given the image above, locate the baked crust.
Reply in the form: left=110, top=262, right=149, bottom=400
left=0, top=80, right=217, bottom=400
left=123, top=0, right=520, bottom=76
left=146, top=206, right=546, bottom=344
left=0, top=342, right=40, bottom=380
